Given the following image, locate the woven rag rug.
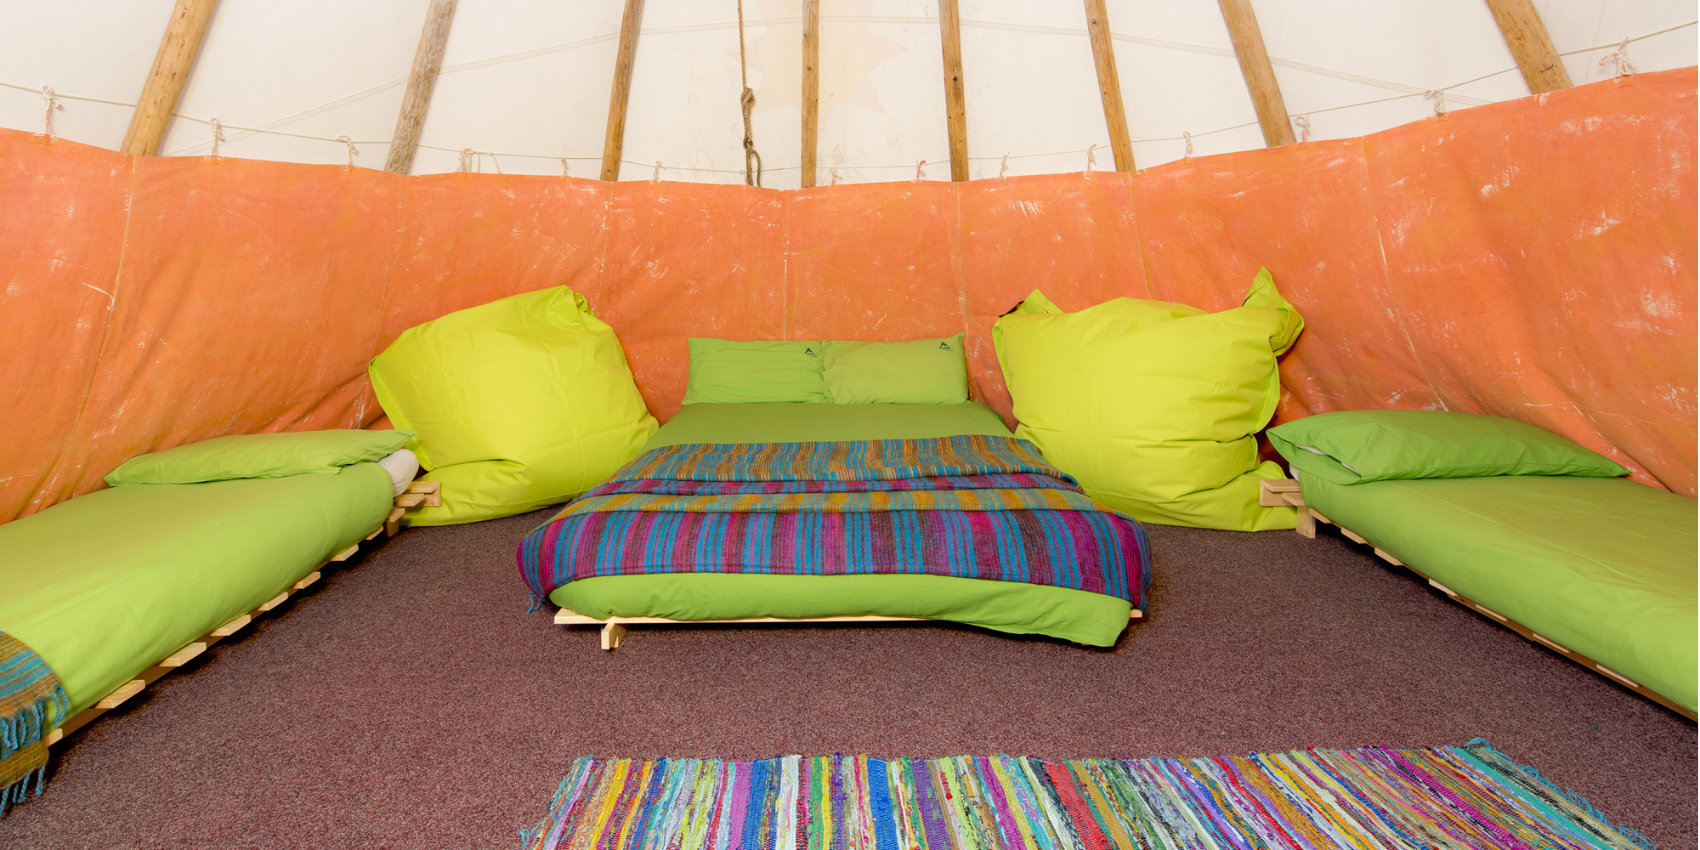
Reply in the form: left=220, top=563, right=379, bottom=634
left=0, top=631, right=68, bottom=817
left=517, top=435, right=1150, bottom=606
left=520, top=742, right=1653, bottom=850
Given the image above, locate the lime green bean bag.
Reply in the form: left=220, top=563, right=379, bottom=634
left=993, top=268, right=1303, bottom=531
left=369, top=287, right=657, bottom=525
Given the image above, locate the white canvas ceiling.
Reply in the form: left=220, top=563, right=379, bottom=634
left=0, top=0, right=1693, bottom=188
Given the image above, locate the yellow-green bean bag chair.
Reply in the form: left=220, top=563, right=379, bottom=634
left=369, top=287, right=657, bottom=525
left=993, top=268, right=1303, bottom=531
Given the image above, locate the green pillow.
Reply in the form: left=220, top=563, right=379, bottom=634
left=993, top=268, right=1304, bottom=532
left=824, top=334, right=968, bottom=404
left=104, top=429, right=414, bottom=486
left=1267, top=410, right=1630, bottom=484
left=369, top=286, right=657, bottom=525
left=682, top=338, right=829, bottom=404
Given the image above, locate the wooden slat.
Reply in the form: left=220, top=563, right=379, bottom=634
left=293, top=571, right=322, bottom=590
left=1483, top=0, right=1572, bottom=94
left=601, top=0, right=647, bottom=181
left=96, top=680, right=146, bottom=710
left=384, top=0, right=459, bottom=174
left=395, top=492, right=425, bottom=508
left=210, top=614, right=251, bottom=638
left=257, top=591, right=289, bottom=612
left=330, top=543, right=359, bottom=561
left=120, top=0, right=219, bottom=156
left=800, top=0, right=821, bottom=188
left=1217, top=0, right=1296, bottom=147
left=937, top=0, right=969, bottom=181
left=159, top=642, right=207, bottom=668
left=1083, top=0, right=1135, bottom=171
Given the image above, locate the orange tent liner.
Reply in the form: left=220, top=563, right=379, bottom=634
left=0, top=68, right=1692, bottom=523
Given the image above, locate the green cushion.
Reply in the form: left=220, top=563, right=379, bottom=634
left=993, top=268, right=1304, bottom=531
left=681, top=338, right=829, bottom=404
left=369, top=286, right=657, bottom=525
left=823, top=334, right=968, bottom=404
left=104, top=429, right=413, bottom=486
left=1268, top=410, right=1630, bottom=485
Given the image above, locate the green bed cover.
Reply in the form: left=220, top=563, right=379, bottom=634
left=0, top=464, right=393, bottom=716
left=549, top=402, right=1136, bottom=646
left=1296, top=471, right=1697, bottom=713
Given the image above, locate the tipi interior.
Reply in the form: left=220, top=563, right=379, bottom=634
left=0, top=0, right=1695, bottom=847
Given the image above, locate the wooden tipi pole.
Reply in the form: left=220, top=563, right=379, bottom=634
left=1483, top=0, right=1572, bottom=93
left=385, top=0, right=459, bottom=174
left=601, top=0, right=647, bottom=181
left=121, top=0, right=219, bottom=156
left=1217, top=0, right=1296, bottom=147
left=938, top=0, right=968, bottom=181
left=1083, top=0, right=1134, bottom=171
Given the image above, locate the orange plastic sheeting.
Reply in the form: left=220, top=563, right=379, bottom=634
left=0, top=135, right=133, bottom=520
left=380, top=175, right=611, bottom=346
left=373, top=174, right=612, bottom=422
left=787, top=182, right=967, bottom=345
left=0, top=68, right=1693, bottom=523
left=1365, top=71, right=1696, bottom=493
left=598, top=182, right=790, bottom=419
left=959, top=172, right=1150, bottom=422
left=53, top=156, right=409, bottom=500
left=1134, top=138, right=1443, bottom=425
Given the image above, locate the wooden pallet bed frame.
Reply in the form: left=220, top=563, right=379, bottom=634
left=45, top=479, right=441, bottom=746
left=555, top=607, right=1146, bottom=650
left=1259, top=478, right=1694, bottom=720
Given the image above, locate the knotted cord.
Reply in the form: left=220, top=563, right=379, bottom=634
left=736, top=0, right=762, bottom=187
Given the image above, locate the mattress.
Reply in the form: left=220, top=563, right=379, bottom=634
left=1296, top=470, right=1697, bottom=713
left=546, top=402, right=1140, bottom=646
left=0, top=464, right=393, bottom=715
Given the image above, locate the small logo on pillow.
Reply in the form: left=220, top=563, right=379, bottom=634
left=804, top=347, right=817, bottom=357
left=938, top=342, right=952, bottom=351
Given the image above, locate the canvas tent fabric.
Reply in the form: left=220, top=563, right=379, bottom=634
left=0, top=69, right=1692, bottom=524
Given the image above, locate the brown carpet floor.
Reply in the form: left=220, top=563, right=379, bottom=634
left=0, top=511, right=1693, bottom=849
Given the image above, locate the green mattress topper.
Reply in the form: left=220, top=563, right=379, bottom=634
left=1296, top=471, right=1697, bottom=713
left=0, top=465, right=393, bottom=716
left=647, top=402, right=1013, bottom=449
left=551, top=573, right=1133, bottom=647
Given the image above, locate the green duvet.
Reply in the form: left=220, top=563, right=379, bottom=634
left=548, top=402, right=1138, bottom=646
left=0, top=465, right=393, bottom=715
left=1297, top=471, right=1697, bottom=713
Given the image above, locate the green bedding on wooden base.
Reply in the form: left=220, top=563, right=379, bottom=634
left=1297, top=471, right=1697, bottom=713
left=557, top=402, right=1136, bottom=647
left=0, top=464, right=393, bottom=715
left=552, top=574, right=1132, bottom=646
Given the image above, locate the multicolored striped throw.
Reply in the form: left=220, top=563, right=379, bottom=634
left=0, top=631, right=68, bottom=817
left=521, top=743, right=1653, bottom=850
left=516, top=436, right=1149, bottom=605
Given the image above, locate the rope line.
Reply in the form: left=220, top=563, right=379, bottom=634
left=0, top=20, right=1689, bottom=178
left=736, top=0, right=762, bottom=187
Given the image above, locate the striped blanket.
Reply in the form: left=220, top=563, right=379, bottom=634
left=517, top=436, right=1149, bottom=606
left=1, top=631, right=68, bottom=817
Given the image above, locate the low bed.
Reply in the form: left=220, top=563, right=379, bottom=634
left=518, top=403, right=1150, bottom=648
left=1265, top=410, right=1697, bottom=718
left=0, top=467, right=396, bottom=728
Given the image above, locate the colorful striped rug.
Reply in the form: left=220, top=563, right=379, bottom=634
left=520, top=741, right=1653, bottom=849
